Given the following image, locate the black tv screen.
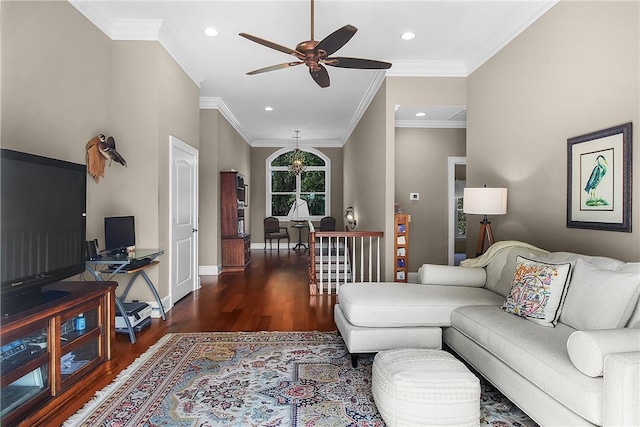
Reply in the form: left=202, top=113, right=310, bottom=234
left=1, top=149, right=86, bottom=315
left=104, top=216, right=135, bottom=255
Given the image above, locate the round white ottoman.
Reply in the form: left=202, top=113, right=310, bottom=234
left=372, top=348, right=480, bottom=427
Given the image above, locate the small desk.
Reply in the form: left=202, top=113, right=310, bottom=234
left=291, top=222, right=308, bottom=252
left=85, top=249, right=165, bottom=344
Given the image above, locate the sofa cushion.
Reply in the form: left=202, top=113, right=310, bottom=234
left=501, top=256, right=572, bottom=327
left=417, top=264, right=486, bottom=287
left=567, top=329, right=640, bottom=377
left=483, top=247, right=548, bottom=297
left=451, top=305, right=603, bottom=425
left=338, top=282, right=503, bottom=328
left=621, top=262, right=640, bottom=328
left=560, top=259, right=640, bottom=330
left=537, top=251, right=626, bottom=270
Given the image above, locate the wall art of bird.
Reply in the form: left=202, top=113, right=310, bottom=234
left=99, top=136, right=127, bottom=167
left=584, top=154, right=608, bottom=206
left=86, top=134, right=107, bottom=183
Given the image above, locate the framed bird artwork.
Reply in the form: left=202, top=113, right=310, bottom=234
left=567, top=122, right=632, bottom=232
left=85, top=134, right=127, bottom=183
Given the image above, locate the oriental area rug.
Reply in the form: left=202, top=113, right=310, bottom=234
left=64, top=331, right=538, bottom=427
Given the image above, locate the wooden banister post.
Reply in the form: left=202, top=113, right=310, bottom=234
left=308, top=229, right=317, bottom=295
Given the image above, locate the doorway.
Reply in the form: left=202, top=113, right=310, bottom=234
left=170, top=135, right=199, bottom=305
left=448, top=157, right=466, bottom=265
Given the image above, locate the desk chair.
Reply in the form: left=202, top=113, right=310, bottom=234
left=264, top=216, right=290, bottom=250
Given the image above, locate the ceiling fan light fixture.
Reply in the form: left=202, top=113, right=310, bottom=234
left=401, top=32, right=416, bottom=40
left=203, top=27, right=219, bottom=37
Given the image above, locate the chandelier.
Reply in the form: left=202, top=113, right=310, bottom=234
left=289, top=130, right=306, bottom=175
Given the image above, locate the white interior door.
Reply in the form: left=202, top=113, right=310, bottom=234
left=170, top=136, right=199, bottom=304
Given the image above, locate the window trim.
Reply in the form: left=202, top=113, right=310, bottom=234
left=266, top=147, right=331, bottom=221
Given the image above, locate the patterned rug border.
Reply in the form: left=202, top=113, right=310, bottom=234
left=64, top=331, right=343, bottom=426
left=64, top=333, right=173, bottom=426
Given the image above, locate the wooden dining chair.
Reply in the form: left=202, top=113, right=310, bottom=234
left=264, top=217, right=290, bottom=250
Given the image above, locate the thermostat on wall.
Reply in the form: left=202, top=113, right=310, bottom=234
left=409, top=193, right=419, bottom=201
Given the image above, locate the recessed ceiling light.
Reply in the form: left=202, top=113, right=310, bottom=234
left=264, top=106, right=274, bottom=111
left=401, top=32, right=416, bottom=40
left=203, top=27, right=219, bottom=37
left=415, top=112, right=426, bottom=117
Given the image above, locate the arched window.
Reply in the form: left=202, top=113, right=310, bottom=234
left=266, top=148, right=331, bottom=220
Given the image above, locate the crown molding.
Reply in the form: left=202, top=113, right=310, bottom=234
left=395, top=120, right=466, bottom=129
left=251, top=139, right=344, bottom=148
left=466, top=0, right=559, bottom=74
left=341, top=70, right=386, bottom=144
left=69, top=0, right=112, bottom=36
left=69, top=1, right=206, bottom=88
left=157, top=24, right=206, bottom=87
left=385, top=60, right=468, bottom=77
left=110, top=19, right=162, bottom=40
left=200, top=97, right=253, bottom=144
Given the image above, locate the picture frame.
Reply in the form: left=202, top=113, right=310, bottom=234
left=567, top=122, right=632, bottom=232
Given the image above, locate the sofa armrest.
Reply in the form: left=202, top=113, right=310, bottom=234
left=417, top=264, right=486, bottom=287
left=603, top=351, right=640, bottom=426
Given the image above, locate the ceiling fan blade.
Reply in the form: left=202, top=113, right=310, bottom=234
left=247, top=62, right=304, bottom=75
left=325, top=57, right=392, bottom=70
left=316, top=25, right=357, bottom=56
left=239, top=33, right=305, bottom=59
left=309, top=65, right=330, bottom=88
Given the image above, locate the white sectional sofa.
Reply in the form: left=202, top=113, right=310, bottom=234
left=334, top=241, right=640, bottom=426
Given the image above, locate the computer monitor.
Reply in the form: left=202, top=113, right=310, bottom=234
left=104, top=216, right=135, bottom=255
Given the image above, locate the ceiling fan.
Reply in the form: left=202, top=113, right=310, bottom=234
left=239, top=0, right=392, bottom=88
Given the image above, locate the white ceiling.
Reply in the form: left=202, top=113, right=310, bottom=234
left=70, top=0, right=556, bottom=147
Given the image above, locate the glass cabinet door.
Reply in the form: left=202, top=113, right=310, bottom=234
left=0, top=325, right=50, bottom=418
left=60, top=306, right=102, bottom=383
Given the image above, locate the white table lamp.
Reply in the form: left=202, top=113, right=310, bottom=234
left=463, top=187, right=507, bottom=256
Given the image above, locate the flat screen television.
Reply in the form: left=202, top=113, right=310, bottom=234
left=104, top=216, right=135, bottom=255
left=1, top=149, right=87, bottom=316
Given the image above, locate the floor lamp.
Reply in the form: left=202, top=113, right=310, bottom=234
left=463, top=187, right=507, bottom=257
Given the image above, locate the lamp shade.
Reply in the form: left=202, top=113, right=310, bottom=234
left=463, top=187, right=507, bottom=215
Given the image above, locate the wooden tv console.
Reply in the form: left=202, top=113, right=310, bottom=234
left=0, top=281, right=118, bottom=426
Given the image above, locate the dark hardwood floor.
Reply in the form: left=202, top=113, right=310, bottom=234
left=49, top=249, right=337, bottom=426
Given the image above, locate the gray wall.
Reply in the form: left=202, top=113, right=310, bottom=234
left=346, top=77, right=467, bottom=278
left=344, top=81, right=392, bottom=278
left=467, top=0, right=640, bottom=261
left=199, top=109, right=250, bottom=271
left=1, top=1, right=201, bottom=302
left=387, top=78, right=467, bottom=275
left=395, top=128, right=466, bottom=270
left=199, top=110, right=220, bottom=270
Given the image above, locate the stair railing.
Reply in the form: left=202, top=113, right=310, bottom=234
left=308, top=221, right=384, bottom=295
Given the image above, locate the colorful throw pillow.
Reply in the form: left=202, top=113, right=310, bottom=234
left=501, top=256, right=572, bottom=327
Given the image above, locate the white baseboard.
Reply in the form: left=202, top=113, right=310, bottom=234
left=145, top=295, right=172, bottom=318
left=199, top=265, right=220, bottom=276
left=251, top=243, right=294, bottom=251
